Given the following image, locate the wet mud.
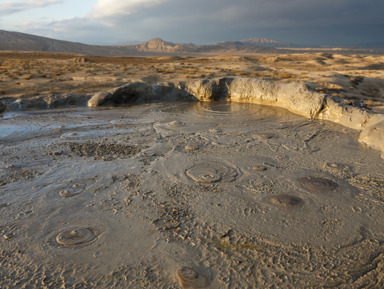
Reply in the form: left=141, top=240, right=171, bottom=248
left=0, top=102, right=384, bottom=288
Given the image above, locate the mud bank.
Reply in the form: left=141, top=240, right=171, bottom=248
left=89, top=77, right=384, bottom=157
left=1, top=77, right=384, bottom=157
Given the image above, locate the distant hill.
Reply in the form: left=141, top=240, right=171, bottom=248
left=239, top=38, right=293, bottom=47
left=0, top=30, right=137, bottom=56
left=132, top=38, right=278, bottom=54
left=0, top=30, right=280, bottom=56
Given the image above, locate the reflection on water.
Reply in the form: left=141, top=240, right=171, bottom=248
left=195, top=101, right=261, bottom=115
left=0, top=102, right=304, bottom=143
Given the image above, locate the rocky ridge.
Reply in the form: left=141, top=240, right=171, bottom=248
left=0, top=30, right=277, bottom=56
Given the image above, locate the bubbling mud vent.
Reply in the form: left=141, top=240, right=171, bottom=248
left=298, top=176, right=340, bottom=193
left=186, top=162, right=239, bottom=183
left=176, top=267, right=210, bottom=289
left=266, top=194, right=304, bottom=208
left=55, top=227, right=98, bottom=247
left=1, top=102, right=384, bottom=288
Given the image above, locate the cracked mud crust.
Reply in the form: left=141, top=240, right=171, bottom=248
left=0, top=102, right=383, bottom=288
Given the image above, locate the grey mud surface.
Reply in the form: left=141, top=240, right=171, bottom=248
left=1, top=102, right=384, bottom=288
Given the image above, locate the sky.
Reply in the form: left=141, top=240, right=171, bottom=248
left=0, top=0, right=383, bottom=46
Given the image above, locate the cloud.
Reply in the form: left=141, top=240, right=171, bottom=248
left=17, top=17, right=120, bottom=44
left=84, top=0, right=384, bottom=44
left=8, top=0, right=384, bottom=46
left=0, top=0, right=63, bottom=16
left=90, top=0, right=170, bottom=18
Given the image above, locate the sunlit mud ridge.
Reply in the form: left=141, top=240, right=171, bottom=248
left=88, top=77, right=384, bottom=156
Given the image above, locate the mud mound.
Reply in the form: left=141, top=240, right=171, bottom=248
left=56, top=228, right=97, bottom=246
left=186, top=162, right=238, bottom=183
left=266, top=194, right=304, bottom=208
left=298, top=176, right=339, bottom=193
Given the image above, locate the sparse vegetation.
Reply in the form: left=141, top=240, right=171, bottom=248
left=0, top=51, right=383, bottom=113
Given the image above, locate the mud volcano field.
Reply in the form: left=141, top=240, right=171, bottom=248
left=1, top=102, right=384, bottom=288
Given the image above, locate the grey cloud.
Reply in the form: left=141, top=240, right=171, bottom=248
left=20, top=17, right=119, bottom=45
left=17, top=0, right=384, bottom=46
left=0, top=0, right=63, bottom=16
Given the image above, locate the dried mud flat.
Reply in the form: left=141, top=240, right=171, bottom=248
left=1, top=102, right=384, bottom=288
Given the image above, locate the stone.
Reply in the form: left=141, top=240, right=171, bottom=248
left=88, top=82, right=154, bottom=107
left=359, top=120, right=384, bottom=158
left=0, top=101, right=6, bottom=113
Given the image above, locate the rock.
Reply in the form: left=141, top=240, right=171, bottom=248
left=73, top=57, right=94, bottom=63
left=184, top=77, right=325, bottom=118
left=228, top=77, right=325, bottom=119
left=11, top=98, right=48, bottom=110
left=318, top=97, right=384, bottom=130
left=184, top=77, right=233, bottom=102
left=88, top=81, right=195, bottom=107
left=0, top=101, right=6, bottom=113
left=153, top=82, right=195, bottom=102
left=10, top=94, right=91, bottom=110
left=359, top=120, right=384, bottom=158
left=88, top=82, right=155, bottom=107
left=141, top=75, right=162, bottom=85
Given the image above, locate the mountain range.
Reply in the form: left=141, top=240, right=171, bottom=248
left=0, top=30, right=292, bottom=56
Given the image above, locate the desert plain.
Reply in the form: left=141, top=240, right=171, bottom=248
left=0, top=50, right=384, bottom=114
left=0, top=49, right=384, bottom=288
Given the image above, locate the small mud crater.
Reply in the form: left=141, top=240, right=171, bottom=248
left=252, top=165, right=267, bottom=172
left=60, top=132, right=82, bottom=140
left=55, top=228, right=97, bottom=247
left=256, top=133, right=276, bottom=140
left=59, top=184, right=86, bottom=198
left=184, top=143, right=200, bottom=151
left=186, top=162, right=238, bottom=183
left=153, top=121, right=192, bottom=136
left=169, top=120, right=185, bottom=127
left=176, top=267, right=209, bottom=289
left=266, top=194, right=304, bottom=208
left=53, top=177, right=97, bottom=198
left=63, top=142, right=139, bottom=160
left=298, top=176, right=339, bottom=193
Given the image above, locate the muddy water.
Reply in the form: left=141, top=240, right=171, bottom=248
left=1, top=102, right=383, bottom=288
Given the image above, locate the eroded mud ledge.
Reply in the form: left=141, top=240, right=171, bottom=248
left=85, top=77, right=384, bottom=157
left=2, top=77, right=384, bottom=156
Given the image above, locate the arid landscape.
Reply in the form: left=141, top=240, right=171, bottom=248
left=1, top=31, right=384, bottom=288
left=1, top=48, right=384, bottom=114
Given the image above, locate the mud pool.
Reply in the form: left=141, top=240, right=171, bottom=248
left=0, top=102, right=384, bottom=288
